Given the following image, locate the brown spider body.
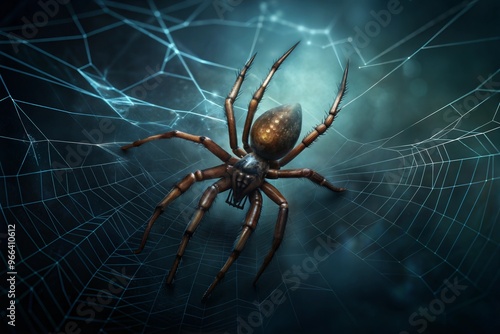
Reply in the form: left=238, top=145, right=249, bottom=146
left=250, top=103, right=302, bottom=160
left=228, top=103, right=302, bottom=208
left=121, top=42, right=349, bottom=302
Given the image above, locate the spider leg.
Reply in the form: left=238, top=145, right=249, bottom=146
left=253, top=182, right=288, bottom=286
left=121, top=131, right=237, bottom=164
left=133, top=164, right=228, bottom=254
left=266, top=168, right=345, bottom=192
left=225, top=53, right=257, bottom=158
left=202, top=189, right=262, bottom=302
left=166, top=177, right=232, bottom=284
left=242, top=41, right=300, bottom=153
left=279, top=61, right=349, bottom=167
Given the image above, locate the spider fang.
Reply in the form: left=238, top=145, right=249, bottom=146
left=225, top=188, right=248, bottom=209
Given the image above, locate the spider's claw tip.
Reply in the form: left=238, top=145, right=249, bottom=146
left=133, top=248, right=142, bottom=254
left=166, top=272, right=176, bottom=285
left=252, top=278, right=259, bottom=287
left=201, top=292, right=210, bottom=303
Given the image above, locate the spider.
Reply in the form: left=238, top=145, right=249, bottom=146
left=121, top=42, right=348, bottom=302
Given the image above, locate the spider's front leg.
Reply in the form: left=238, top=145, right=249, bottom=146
left=133, top=165, right=228, bottom=254
left=166, top=177, right=231, bottom=285
left=253, top=182, right=289, bottom=285
left=121, top=130, right=237, bottom=165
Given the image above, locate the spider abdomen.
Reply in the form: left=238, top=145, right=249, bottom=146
left=250, top=103, right=302, bottom=160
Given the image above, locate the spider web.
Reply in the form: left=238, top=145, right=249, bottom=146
left=1, top=0, right=499, bottom=333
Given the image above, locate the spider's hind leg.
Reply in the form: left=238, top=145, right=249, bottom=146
left=202, top=190, right=262, bottom=302
left=278, top=61, right=349, bottom=167
left=242, top=41, right=300, bottom=152
left=266, top=168, right=346, bottom=192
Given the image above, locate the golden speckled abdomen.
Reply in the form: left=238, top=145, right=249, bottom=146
left=250, top=103, right=302, bottom=160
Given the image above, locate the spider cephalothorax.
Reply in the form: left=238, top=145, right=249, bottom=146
left=121, top=42, right=349, bottom=302
left=227, top=153, right=268, bottom=209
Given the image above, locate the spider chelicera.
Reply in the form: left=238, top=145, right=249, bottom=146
left=121, top=42, right=348, bottom=301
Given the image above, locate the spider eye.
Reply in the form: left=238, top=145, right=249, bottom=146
left=236, top=172, right=255, bottom=186
left=250, top=103, right=302, bottom=160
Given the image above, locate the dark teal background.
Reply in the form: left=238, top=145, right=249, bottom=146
left=1, top=0, right=499, bottom=333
